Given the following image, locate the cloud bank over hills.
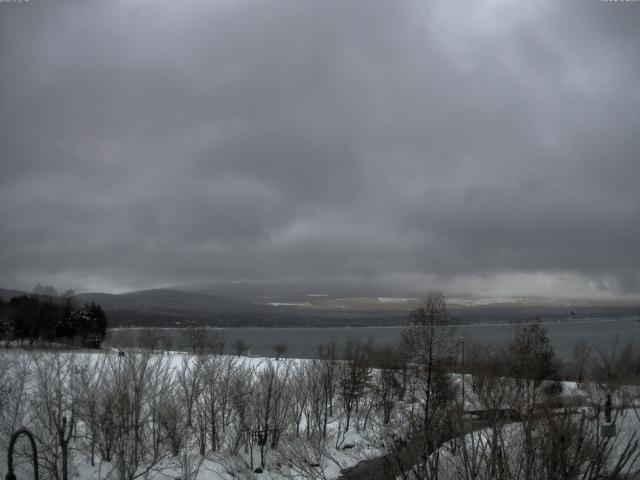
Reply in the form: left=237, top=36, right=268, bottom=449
left=1, top=1, right=639, bottom=300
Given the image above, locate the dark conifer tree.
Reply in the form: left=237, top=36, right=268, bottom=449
left=3, top=294, right=108, bottom=347
left=57, top=298, right=76, bottom=340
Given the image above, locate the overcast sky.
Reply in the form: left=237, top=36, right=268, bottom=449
left=1, top=0, right=639, bottom=299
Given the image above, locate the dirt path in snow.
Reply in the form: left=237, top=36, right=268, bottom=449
left=337, top=419, right=492, bottom=480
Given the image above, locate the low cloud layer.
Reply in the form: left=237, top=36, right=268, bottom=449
left=1, top=0, right=639, bottom=299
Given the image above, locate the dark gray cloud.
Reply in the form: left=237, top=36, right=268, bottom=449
left=1, top=0, right=639, bottom=299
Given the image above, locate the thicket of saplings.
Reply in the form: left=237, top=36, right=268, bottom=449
left=1, top=294, right=639, bottom=480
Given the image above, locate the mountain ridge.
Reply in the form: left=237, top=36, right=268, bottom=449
left=2, top=286, right=638, bottom=328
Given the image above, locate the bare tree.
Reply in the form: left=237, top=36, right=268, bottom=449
left=570, top=339, right=592, bottom=384
left=106, top=351, right=173, bottom=480
left=398, top=292, right=458, bottom=479
left=138, top=328, right=164, bottom=352
left=272, top=343, right=288, bottom=360
left=200, top=354, right=239, bottom=451
left=276, top=431, right=336, bottom=480
left=158, top=392, right=185, bottom=457
left=337, top=340, right=372, bottom=433
left=76, top=355, right=110, bottom=466
left=234, top=339, right=249, bottom=357
left=373, top=366, right=399, bottom=426
left=317, top=341, right=339, bottom=435
left=0, top=351, right=31, bottom=455
left=176, top=354, right=204, bottom=428
left=146, top=352, right=175, bottom=459
left=181, top=323, right=210, bottom=354
left=507, top=323, right=557, bottom=412
left=177, top=446, right=205, bottom=480
left=210, top=331, right=226, bottom=355
left=454, top=343, right=519, bottom=479
left=506, top=323, right=557, bottom=480
left=304, top=360, right=328, bottom=439
left=289, top=363, right=309, bottom=437
left=250, top=360, right=293, bottom=468
left=229, top=362, right=255, bottom=454
left=31, top=352, right=79, bottom=480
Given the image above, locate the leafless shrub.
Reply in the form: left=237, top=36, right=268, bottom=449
left=31, top=352, right=78, bottom=480
left=276, top=432, right=337, bottom=480
left=338, top=340, right=373, bottom=433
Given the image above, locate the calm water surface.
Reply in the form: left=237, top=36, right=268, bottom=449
left=110, top=317, right=640, bottom=358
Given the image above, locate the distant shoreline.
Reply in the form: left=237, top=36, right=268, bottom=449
left=109, top=315, right=639, bottom=330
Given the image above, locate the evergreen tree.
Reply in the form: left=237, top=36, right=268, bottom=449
left=86, top=302, right=107, bottom=347
left=56, top=298, right=76, bottom=340
left=3, top=294, right=108, bottom=347
left=0, top=298, right=6, bottom=339
left=9, top=296, right=39, bottom=343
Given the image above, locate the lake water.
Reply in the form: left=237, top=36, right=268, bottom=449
left=109, top=317, right=640, bottom=359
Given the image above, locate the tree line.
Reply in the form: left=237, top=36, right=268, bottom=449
left=0, top=293, right=108, bottom=348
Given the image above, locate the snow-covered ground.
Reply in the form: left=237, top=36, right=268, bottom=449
left=2, top=348, right=640, bottom=480
left=0, top=349, right=387, bottom=480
